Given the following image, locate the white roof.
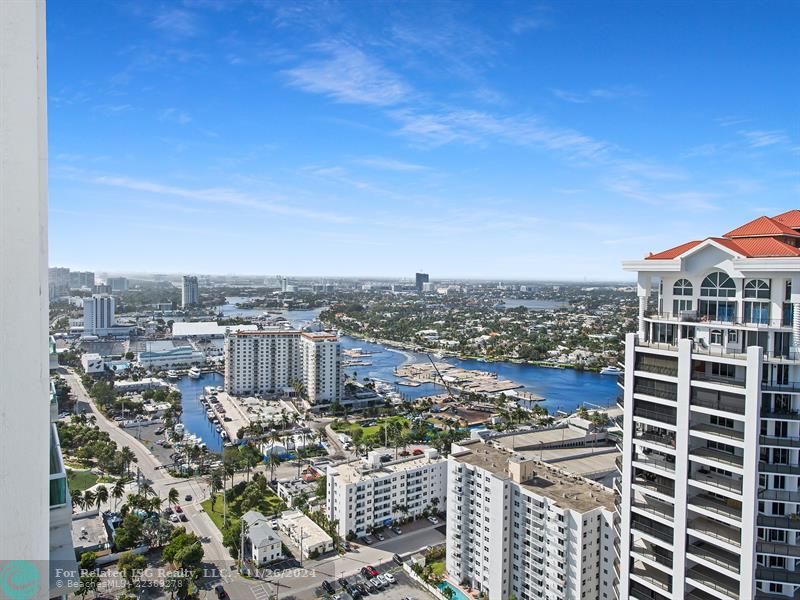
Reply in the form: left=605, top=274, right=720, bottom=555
left=172, top=321, right=258, bottom=337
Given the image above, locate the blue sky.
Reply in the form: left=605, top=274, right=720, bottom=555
left=47, top=0, right=799, bottom=280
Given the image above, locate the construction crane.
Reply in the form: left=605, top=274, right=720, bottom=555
left=426, top=353, right=456, bottom=400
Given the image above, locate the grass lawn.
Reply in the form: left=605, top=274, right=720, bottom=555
left=67, top=470, right=98, bottom=492
left=429, top=561, right=445, bottom=578
left=201, top=490, right=285, bottom=533
left=332, top=416, right=409, bottom=439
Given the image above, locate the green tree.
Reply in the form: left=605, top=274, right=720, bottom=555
left=79, top=551, right=97, bottom=571
left=117, top=551, right=146, bottom=590
left=162, top=528, right=204, bottom=570
left=114, top=514, right=143, bottom=551
left=76, top=571, right=100, bottom=599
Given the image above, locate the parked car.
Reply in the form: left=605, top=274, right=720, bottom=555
left=427, top=516, right=439, bottom=524
left=214, top=585, right=226, bottom=599
left=180, top=514, right=188, bottom=522
left=174, top=505, right=183, bottom=513
left=338, top=578, right=349, bottom=589
left=322, top=580, right=334, bottom=594
left=343, top=541, right=353, bottom=552
left=384, top=573, right=396, bottom=584
left=412, top=449, right=423, bottom=455
left=392, top=527, right=402, bottom=535
left=376, top=532, right=385, bottom=541
left=184, top=494, right=192, bottom=501
left=364, top=566, right=379, bottom=577
left=270, top=519, right=279, bottom=529
left=169, top=514, right=180, bottom=523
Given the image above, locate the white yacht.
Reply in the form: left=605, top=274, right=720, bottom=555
left=600, top=366, right=623, bottom=376
left=188, top=366, right=202, bottom=379
left=166, top=369, right=179, bottom=380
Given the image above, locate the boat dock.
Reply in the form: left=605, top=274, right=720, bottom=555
left=395, top=362, right=523, bottom=395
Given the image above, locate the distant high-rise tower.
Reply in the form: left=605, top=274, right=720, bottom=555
left=415, top=272, right=429, bottom=292
left=83, top=294, right=116, bottom=335
left=106, top=276, right=128, bottom=292
left=182, top=275, right=199, bottom=308
left=48, top=266, right=70, bottom=298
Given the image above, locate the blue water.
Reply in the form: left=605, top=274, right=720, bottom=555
left=340, top=336, right=619, bottom=414
left=174, top=372, right=225, bottom=453
left=438, top=582, right=470, bottom=600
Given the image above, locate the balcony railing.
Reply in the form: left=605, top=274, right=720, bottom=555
left=687, top=541, right=740, bottom=574
left=688, top=493, right=742, bottom=521
left=633, top=476, right=675, bottom=498
left=756, top=540, right=800, bottom=558
left=690, top=446, right=744, bottom=469
left=687, top=516, right=742, bottom=546
left=760, top=434, right=800, bottom=448
left=690, top=422, right=744, bottom=442
left=630, top=561, right=672, bottom=593
left=693, top=371, right=747, bottom=388
left=633, top=454, right=676, bottom=475
left=635, top=431, right=677, bottom=450
left=631, top=544, right=674, bottom=569
left=634, top=406, right=677, bottom=426
left=757, top=514, right=800, bottom=530
left=632, top=496, right=675, bottom=522
left=631, top=515, right=674, bottom=544
left=759, top=461, right=800, bottom=475
left=629, top=581, right=670, bottom=600
left=686, top=564, right=739, bottom=599
left=690, top=469, right=743, bottom=494
left=690, top=395, right=746, bottom=415
left=634, top=382, right=678, bottom=401
left=755, top=566, right=800, bottom=585
left=644, top=310, right=789, bottom=330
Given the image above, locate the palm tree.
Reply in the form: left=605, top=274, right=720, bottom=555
left=112, top=478, right=127, bottom=511
left=167, top=488, right=179, bottom=510
left=83, top=490, right=96, bottom=511
left=95, top=485, right=109, bottom=510
left=71, top=489, right=85, bottom=512
left=119, top=446, right=136, bottom=478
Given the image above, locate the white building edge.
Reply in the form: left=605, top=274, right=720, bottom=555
left=617, top=211, right=800, bottom=600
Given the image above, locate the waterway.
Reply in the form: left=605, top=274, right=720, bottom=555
left=339, top=336, right=619, bottom=414
left=174, top=371, right=225, bottom=453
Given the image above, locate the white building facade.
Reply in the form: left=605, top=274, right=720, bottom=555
left=301, top=332, right=342, bottom=405
left=616, top=211, right=800, bottom=600
left=224, top=330, right=302, bottom=396
left=446, top=440, right=616, bottom=600
left=326, top=449, right=447, bottom=539
left=182, top=275, right=199, bottom=307
left=83, top=294, right=115, bottom=335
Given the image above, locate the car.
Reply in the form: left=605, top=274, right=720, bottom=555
left=174, top=505, right=183, bottom=513
left=361, top=579, right=376, bottom=594
left=354, top=584, right=368, bottom=595
left=184, top=494, right=192, bottom=501
left=365, top=566, right=379, bottom=577
left=384, top=573, right=396, bottom=584
left=343, top=541, right=353, bottom=552
left=393, top=554, right=404, bottom=565
left=214, top=585, right=226, bottom=599
left=350, top=589, right=362, bottom=600
left=163, top=507, right=173, bottom=515
left=362, top=535, right=374, bottom=545
left=169, top=514, right=180, bottom=523
left=338, top=578, right=348, bottom=589
left=270, top=519, right=279, bottom=529
left=373, top=575, right=387, bottom=588
left=379, top=455, right=391, bottom=463
left=412, top=449, right=423, bottom=455
left=427, top=516, right=439, bottom=524
left=392, top=527, right=402, bottom=535
left=114, top=416, right=125, bottom=422
left=376, top=532, right=385, bottom=541
left=180, top=514, right=188, bottom=522
left=322, top=580, right=334, bottom=594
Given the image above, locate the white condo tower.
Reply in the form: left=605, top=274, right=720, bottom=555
left=616, top=211, right=800, bottom=600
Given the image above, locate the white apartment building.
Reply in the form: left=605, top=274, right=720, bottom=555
left=83, top=294, right=115, bottom=335
left=182, top=275, right=199, bottom=307
left=326, top=449, right=447, bottom=539
left=301, top=331, right=342, bottom=405
left=616, top=211, right=800, bottom=600
left=224, top=330, right=302, bottom=396
left=81, top=352, right=105, bottom=374
left=446, top=440, right=616, bottom=600
left=224, top=329, right=343, bottom=405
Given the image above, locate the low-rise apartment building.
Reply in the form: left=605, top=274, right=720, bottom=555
left=326, top=449, right=447, bottom=539
left=446, top=439, right=616, bottom=600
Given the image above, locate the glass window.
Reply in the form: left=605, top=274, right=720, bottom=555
left=701, top=272, right=736, bottom=298
left=710, top=330, right=723, bottom=344
left=673, top=279, right=693, bottom=296
left=745, top=279, right=771, bottom=299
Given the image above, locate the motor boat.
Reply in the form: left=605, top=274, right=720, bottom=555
left=166, top=370, right=179, bottom=380
left=188, top=367, right=202, bottom=379
left=600, top=366, right=624, bottom=376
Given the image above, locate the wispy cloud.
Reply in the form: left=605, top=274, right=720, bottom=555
left=283, top=43, right=411, bottom=106
left=511, top=16, right=551, bottom=34
left=737, top=129, right=790, bottom=148
left=607, top=178, right=719, bottom=212
left=89, top=174, right=354, bottom=224
left=390, top=108, right=613, bottom=161
left=354, top=156, right=429, bottom=172
left=152, top=8, right=201, bottom=37
left=159, top=107, right=192, bottom=124
left=551, top=85, right=644, bottom=104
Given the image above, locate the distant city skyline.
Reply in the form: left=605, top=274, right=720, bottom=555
left=47, top=1, right=799, bottom=279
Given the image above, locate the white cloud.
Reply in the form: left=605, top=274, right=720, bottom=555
left=151, top=9, right=200, bottom=37
left=551, top=85, right=644, bottom=104
left=354, top=156, right=429, bottom=172
left=159, top=107, right=192, bottom=124
left=283, top=43, right=411, bottom=106
left=511, top=16, right=551, bottom=34
left=737, top=129, right=790, bottom=148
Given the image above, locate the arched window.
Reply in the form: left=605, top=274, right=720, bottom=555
left=700, top=272, right=736, bottom=298
left=673, top=279, right=693, bottom=296
left=699, top=271, right=736, bottom=322
left=672, top=279, right=694, bottom=317
left=744, top=279, right=771, bottom=299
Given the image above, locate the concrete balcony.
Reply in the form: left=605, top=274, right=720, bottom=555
left=633, top=405, right=677, bottom=427
left=692, top=371, right=746, bottom=389
left=687, top=516, right=742, bottom=548
left=630, top=561, right=673, bottom=597
left=631, top=514, right=674, bottom=546
left=632, top=475, right=676, bottom=500
left=686, top=540, right=740, bottom=575
left=634, top=430, right=677, bottom=452
left=631, top=540, right=673, bottom=573
left=686, top=564, right=739, bottom=599
left=689, top=446, right=744, bottom=471
left=633, top=453, right=677, bottom=477
left=632, top=495, right=675, bottom=524
left=629, top=580, right=671, bottom=600
left=757, top=514, right=800, bottom=530
left=759, top=434, right=800, bottom=448
left=688, top=492, right=742, bottom=523
left=689, top=468, right=743, bottom=496
left=755, top=566, right=800, bottom=585
left=759, top=461, right=800, bottom=475
left=690, top=422, right=745, bottom=444
left=757, top=540, right=800, bottom=558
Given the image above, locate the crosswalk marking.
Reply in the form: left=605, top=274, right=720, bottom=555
left=252, top=584, right=271, bottom=600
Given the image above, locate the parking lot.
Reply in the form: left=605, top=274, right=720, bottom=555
left=318, top=562, right=432, bottom=600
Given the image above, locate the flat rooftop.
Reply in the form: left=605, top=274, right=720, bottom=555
left=329, top=452, right=444, bottom=485
left=72, top=511, right=108, bottom=553
left=518, top=446, right=619, bottom=478
left=452, top=439, right=614, bottom=513
left=280, top=509, right=332, bottom=548
left=493, top=427, right=590, bottom=450
left=172, top=321, right=258, bottom=337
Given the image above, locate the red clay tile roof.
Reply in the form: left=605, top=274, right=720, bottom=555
left=645, top=210, right=800, bottom=260
left=646, top=240, right=701, bottom=260
left=723, top=215, right=800, bottom=238
left=773, top=209, right=800, bottom=229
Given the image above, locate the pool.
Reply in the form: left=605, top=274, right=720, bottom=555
left=437, top=581, right=470, bottom=600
